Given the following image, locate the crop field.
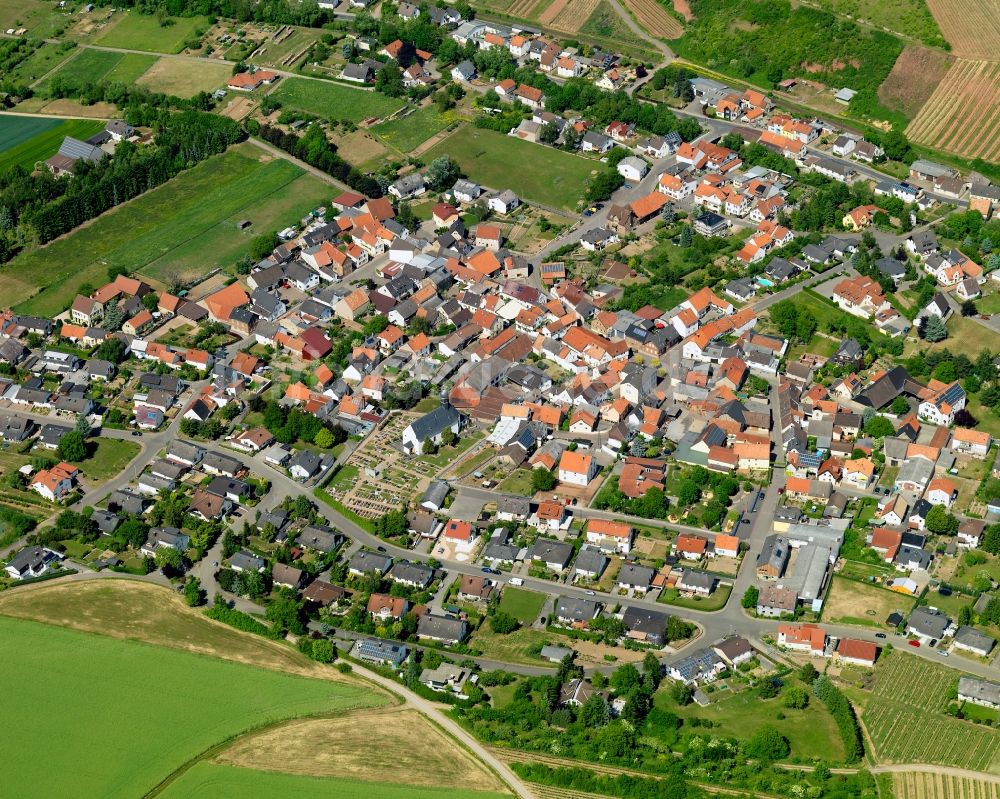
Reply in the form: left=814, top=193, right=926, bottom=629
left=893, top=772, right=1000, bottom=799
left=41, top=47, right=157, bottom=90
left=861, top=651, right=1000, bottom=771
left=0, top=144, right=329, bottom=315
left=620, top=0, right=683, bottom=38
left=217, top=708, right=509, bottom=792
left=925, top=0, right=1000, bottom=60
left=0, top=580, right=362, bottom=678
left=372, top=105, right=463, bottom=154
left=906, top=59, right=1000, bottom=162
left=135, top=57, right=233, bottom=97
left=161, top=763, right=512, bottom=799
left=0, top=116, right=105, bottom=173
left=93, top=11, right=211, bottom=54
left=424, top=126, right=595, bottom=210
left=0, top=615, right=378, bottom=799
left=268, top=77, right=405, bottom=123
left=579, top=1, right=654, bottom=48
left=877, top=45, right=955, bottom=120
left=506, top=0, right=555, bottom=19
left=540, top=0, right=600, bottom=32
left=498, top=587, right=548, bottom=624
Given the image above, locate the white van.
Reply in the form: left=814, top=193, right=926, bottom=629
left=509, top=577, right=524, bottom=586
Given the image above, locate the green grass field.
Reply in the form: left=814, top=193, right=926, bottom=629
left=0, top=143, right=329, bottom=315
left=0, top=616, right=377, bottom=799
left=40, top=48, right=157, bottom=91
left=861, top=650, right=1000, bottom=771
left=0, top=116, right=105, bottom=173
left=268, top=77, right=405, bottom=123
left=498, top=587, right=548, bottom=624
left=654, top=679, right=845, bottom=761
left=424, top=125, right=595, bottom=210
left=161, top=762, right=511, bottom=799
left=135, top=57, right=232, bottom=98
left=72, top=439, right=141, bottom=481
left=372, top=106, right=462, bottom=153
left=93, top=11, right=210, bottom=54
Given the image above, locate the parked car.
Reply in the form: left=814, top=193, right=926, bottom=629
left=875, top=632, right=887, bottom=639
left=908, top=639, right=921, bottom=648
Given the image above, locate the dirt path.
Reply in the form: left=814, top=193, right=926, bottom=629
left=604, top=0, right=674, bottom=61
left=248, top=136, right=350, bottom=191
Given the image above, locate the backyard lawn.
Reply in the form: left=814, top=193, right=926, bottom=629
left=424, top=125, right=597, bottom=210
left=93, top=11, right=211, bottom=54
left=498, top=586, right=548, bottom=624
left=0, top=143, right=329, bottom=314
left=268, top=77, right=405, bottom=123
left=659, top=583, right=732, bottom=612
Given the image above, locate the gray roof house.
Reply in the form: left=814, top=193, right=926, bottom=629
left=621, top=606, right=669, bottom=645
left=555, top=596, right=601, bottom=625
left=667, top=647, right=724, bottom=684
left=402, top=404, right=463, bottom=455
left=348, top=549, right=393, bottom=575
left=573, top=546, right=609, bottom=579
left=529, top=538, right=574, bottom=571
left=388, top=560, right=434, bottom=588
left=617, top=563, right=655, bottom=591
left=417, top=613, right=468, bottom=644
left=420, top=479, right=450, bottom=511
left=229, top=549, right=266, bottom=573
left=953, top=626, right=996, bottom=656
left=907, top=606, right=950, bottom=640
left=959, top=676, right=1000, bottom=709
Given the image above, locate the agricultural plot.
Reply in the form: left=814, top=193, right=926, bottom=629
left=0, top=116, right=104, bottom=173
left=424, top=126, right=595, bottom=211
left=506, top=0, right=555, bottom=19
left=0, top=144, right=328, bottom=315
left=894, top=772, right=1000, bottom=799
left=6, top=41, right=78, bottom=86
left=620, top=0, right=684, bottom=38
left=268, top=77, right=405, bottom=123
left=216, top=708, right=510, bottom=792
left=249, top=27, right=321, bottom=70
left=861, top=651, right=1000, bottom=771
left=93, top=11, right=211, bottom=54
left=0, top=615, right=377, bottom=799
left=579, top=1, right=657, bottom=49
left=926, top=0, right=1000, bottom=60
left=41, top=48, right=156, bottom=90
left=877, top=45, right=955, bottom=120
left=161, top=763, right=512, bottom=799
left=540, top=0, right=600, bottom=32
left=906, top=59, right=1000, bottom=162
left=135, top=57, right=233, bottom=97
